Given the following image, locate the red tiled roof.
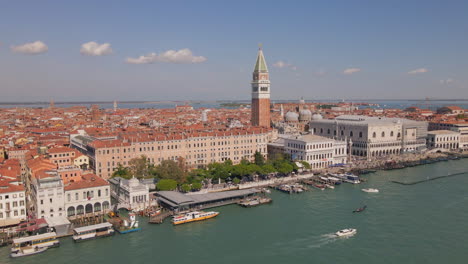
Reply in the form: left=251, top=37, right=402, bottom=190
left=64, top=174, right=109, bottom=191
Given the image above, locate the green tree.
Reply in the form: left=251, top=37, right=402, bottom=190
left=276, top=163, right=294, bottom=175
left=128, top=155, right=150, bottom=179
left=181, top=183, right=191, bottom=193
left=254, top=151, right=265, bottom=166
left=300, top=161, right=311, bottom=170
left=112, top=164, right=131, bottom=179
left=156, top=179, right=178, bottom=191
left=191, top=182, right=202, bottom=191
left=232, top=177, right=241, bottom=185
left=154, top=159, right=187, bottom=183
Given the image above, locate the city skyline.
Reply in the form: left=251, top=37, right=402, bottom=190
left=2, top=0, right=468, bottom=102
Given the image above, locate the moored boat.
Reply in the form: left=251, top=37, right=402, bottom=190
left=172, top=211, right=219, bottom=225
left=10, top=232, right=59, bottom=258
left=73, top=222, right=115, bottom=242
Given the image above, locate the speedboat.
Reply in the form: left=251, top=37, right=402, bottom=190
left=353, top=205, right=367, bottom=213
left=362, top=188, right=379, bottom=193
left=335, top=228, right=357, bottom=237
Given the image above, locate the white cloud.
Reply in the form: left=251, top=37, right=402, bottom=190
left=273, top=60, right=297, bottom=70
left=80, top=41, right=113, bottom=56
left=440, top=78, right=454, bottom=84
left=408, top=68, right=428, bottom=74
left=11, top=41, right=48, bottom=55
left=343, top=68, right=361, bottom=75
left=315, top=69, right=327, bottom=76
left=273, top=61, right=290, bottom=68
left=126, top=48, right=207, bottom=64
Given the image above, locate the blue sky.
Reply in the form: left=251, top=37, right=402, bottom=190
left=1, top=0, right=468, bottom=102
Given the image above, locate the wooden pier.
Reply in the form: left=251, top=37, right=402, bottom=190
left=149, top=210, right=174, bottom=224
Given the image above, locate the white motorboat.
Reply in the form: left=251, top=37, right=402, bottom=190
left=335, top=228, right=357, bottom=237
left=362, top=188, right=379, bottom=193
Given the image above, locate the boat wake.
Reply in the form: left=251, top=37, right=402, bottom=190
left=272, top=232, right=347, bottom=252
left=306, top=233, right=339, bottom=248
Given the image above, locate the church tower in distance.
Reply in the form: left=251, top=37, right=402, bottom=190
left=251, top=46, right=271, bottom=127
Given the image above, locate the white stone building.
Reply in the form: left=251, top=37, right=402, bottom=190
left=64, top=174, right=111, bottom=218
left=310, top=115, right=428, bottom=157
left=30, top=171, right=65, bottom=219
left=427, top=130, right=460, bottom=150
left=0, top=178, right=27, bottom=226
left=283, top=134, right=348, bottom=169
left=108, top=177, right=150, bottom=210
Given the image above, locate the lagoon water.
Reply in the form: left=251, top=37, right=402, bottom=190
left=1, top=159, right=467, bottom=264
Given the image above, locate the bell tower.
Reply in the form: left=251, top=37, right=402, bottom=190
left=251, top=45, right=271, bottom=127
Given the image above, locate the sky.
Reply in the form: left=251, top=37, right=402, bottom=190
left=1, top=0, right=468, bottom=102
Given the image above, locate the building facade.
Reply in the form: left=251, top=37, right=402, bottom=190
left=108, top=177, right=149, bottom=210
left=283, top=134, right=348, bottom=169
left=310, top=115, right=428, bottom=157
left=251, top=47, right=271, bottom=127
left=427, top=130, right=460, bottom=150
left=64, top=174, right=111, bottom=218
left=71, top=128, right=271, bottom=179
left=30, top=171, right=65, bottom=219
left=0, top=180, right=26, bottom=226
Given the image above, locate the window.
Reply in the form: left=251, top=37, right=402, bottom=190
left=372, top=132, right=376, bottom=138
left=359, top=132, right=363, bottom=138
left=40, top=200, right=44, bottom=205
left=381, top=132, right=385, bottom=137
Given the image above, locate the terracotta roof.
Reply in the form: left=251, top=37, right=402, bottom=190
left=64, top=174, right=109, bottom=191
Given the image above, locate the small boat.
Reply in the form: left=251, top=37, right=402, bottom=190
left=312, top=183, right=326, bottom=191
left=172, top=211, right=219, bottom=225
left=362, top=188, right=379, bottom=193
left=10, top=232, right=59, bottom=258
left=10, top=245, right=48, bottom=258
left=335, top=228, right=357, bottom=237
left=73, top=222, right=115, bottom=242
left=116, top=213, right=141, bottom=234
left=325, top=184, right=335, bottom=189
left=353, top=205, right=367, bottom=213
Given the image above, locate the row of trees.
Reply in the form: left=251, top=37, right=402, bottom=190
left=112, top=152, right=308, bottom=192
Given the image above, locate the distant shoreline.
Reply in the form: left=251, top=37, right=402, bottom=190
left=1, top=99, right=468, bottom=105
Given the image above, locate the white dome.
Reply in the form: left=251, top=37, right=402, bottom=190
left=312, top=114, right=323, bottom=120
left=285, top=111, right=299, bottom=122
left=299, top=109, right=312, bottom=121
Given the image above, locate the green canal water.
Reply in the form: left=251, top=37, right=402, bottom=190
left=1, top=159, right=468, bottom=264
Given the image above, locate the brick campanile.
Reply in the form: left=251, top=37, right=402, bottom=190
left=251, top=46, right=271, bottom=127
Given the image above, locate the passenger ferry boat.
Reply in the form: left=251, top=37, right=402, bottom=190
left=73, top=222, right=114, bottom=242
left=10, top=232, right=60, bottom=258
left=172, top=211, right=219, bottom=225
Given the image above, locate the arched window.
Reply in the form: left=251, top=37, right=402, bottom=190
left=67, top=206, right=75, bottom=217
left=372, top=132, right=376, bottom=138
left=381, top=132, right=385, bottom=137
left=359, top=132, right=363, bottom=138
left=85, top=204, right=93, bottom=214
left=350, top=131, right=353, bottom=137
left=390, top=131, right=394, bottom=137
left=341, top=130, right=344, bottom=136
left=327, top=129, right=330, bottom=134
left=320, top=128, right=323, bottom=134
left=397, top=132, right=401, bottom=138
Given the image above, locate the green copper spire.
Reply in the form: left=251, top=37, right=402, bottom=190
left=254, top=46, right=269, bottom=73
